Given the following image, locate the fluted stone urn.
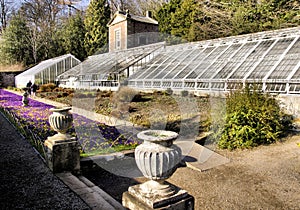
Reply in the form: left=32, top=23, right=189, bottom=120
left=48, top=107, right=73, bottom=141
left=45, top=106, right=79, bottom=173
left=135, top=130, right=181, bottom=182
left=124, top=129, right=192, bottom=209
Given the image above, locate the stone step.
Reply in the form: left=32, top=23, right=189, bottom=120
left=56, top=172, right=125, bottom=210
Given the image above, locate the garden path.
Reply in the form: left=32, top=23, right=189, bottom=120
left=0, top=111, right=90, bottom=209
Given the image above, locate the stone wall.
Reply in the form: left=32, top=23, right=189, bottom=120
left=277, top=94, right=300, bottom=119
left=0, top=72, right=19, bottom=87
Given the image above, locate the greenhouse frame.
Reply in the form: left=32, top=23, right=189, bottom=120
left=57, top=27, right=300, bottom=95
left=58, top=43, right=165, bottom=90
left=127, top=26, right=300, bottom=94
left=15, top=54, right=81, bottom=88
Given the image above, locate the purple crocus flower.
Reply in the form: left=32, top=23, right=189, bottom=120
left=0, top=89, right=140, bottom=154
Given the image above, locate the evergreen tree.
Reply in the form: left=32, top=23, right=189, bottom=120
left=170, top=0, right=196, bottom=41
left=60, top=13, right=87, bottom=61
left=84, top=0, right=111, bottom=56
left=0, top=14, right=33, bottom=66
left=224, top=0, right=299, bottom=35
left=155, top=0, right=181, bottom=36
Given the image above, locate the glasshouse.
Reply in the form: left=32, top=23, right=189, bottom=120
left=15, top=54, right=81, bottom=88
left=128, top=26, right=300, bottom=94
left=57, top=26, right=300, bottom=94
left=57, top=43, right=164, bottom=90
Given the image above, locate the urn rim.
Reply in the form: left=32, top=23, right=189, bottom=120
left=137, top=129, right=178, bottom=142
left=50, top=106, right=72, bottom=112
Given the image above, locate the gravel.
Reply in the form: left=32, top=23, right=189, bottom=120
left=0, top=112, right=90, bottom=210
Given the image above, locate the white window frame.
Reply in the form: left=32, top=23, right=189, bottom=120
left=114, top=28, right=121, bottom=50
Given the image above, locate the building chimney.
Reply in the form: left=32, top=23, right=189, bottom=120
left=146, top=11, right=152, bottom=18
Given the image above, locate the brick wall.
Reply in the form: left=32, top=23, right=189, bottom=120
left=108, top=21, right=127, bottom=52
left=109, top=18, right=158, bottom=52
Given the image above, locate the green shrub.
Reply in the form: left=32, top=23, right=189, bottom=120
left=181, top=90, right=189, bottom=97
left=164, top=88, right=173, bottom=96
left=153, top=90, right=164, bottom=96
left=53, top=87, right=64, bottom=92
left=62, top=92, right=69, bottom=97
left=86, top=93, right=95, bottom=98
left=39, top=83, right=56, bottom=92
left=218, top=85, right=293, bottom=150
left=113, top=87, right=138, bottom=102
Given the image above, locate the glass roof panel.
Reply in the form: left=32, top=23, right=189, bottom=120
left=229, top=40, right=275, bottom=79
left=268, top=58, right=299, bottom=80
left=185, top=47, right=215, bottom=79
left=145, top=50, right=185, bottom=79
left=185, top=46, right=228, bottom=79
left=128, top=54, right=168, bottom=79
left=247, top=38, right=294, bottom=80
left=247, top=57, right=278, bottom=80
left=174, top=48, right=205, bottom=79
left=155, top=49, right=195, bottom=79
left=200, top=44, right=242, bottom=79
left=213, top=42, right=258, bottom=79
left=268, top=37, right=300, bottom=80
left=291, top=65, right=300, bottom=79
left=61, top=43, right=164, bottom=79
left=189, top=47, right=224, bottom=75
left=20, top=54, right=77, bottom=76
left=59, top=54, right=111, bottom=79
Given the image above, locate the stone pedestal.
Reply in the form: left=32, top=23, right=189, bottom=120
left=122, top=182, right=194, bottom=209
left=44, top=137, right=80, bottom=174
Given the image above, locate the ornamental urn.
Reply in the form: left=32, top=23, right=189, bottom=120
left=134, top=129, right=182, bottom=198
left=48, top=107, right=73, bottom=141
left=22, top=90, right=29, bottom=106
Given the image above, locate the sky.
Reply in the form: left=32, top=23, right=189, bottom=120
left=13, top=0, right=90, bottom=10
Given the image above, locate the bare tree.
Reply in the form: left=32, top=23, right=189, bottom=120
left=56, top=0, right=82, bottom=16
left=0, top=0, right=14, bottom=33
left=135, top=0, right=168, bottom=15
left=108, top=0, right=168, bottom=16
left=19, top=0, right=62, bottom=62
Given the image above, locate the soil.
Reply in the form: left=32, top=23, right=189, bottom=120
left=83, top=134, right=300, bottom=209
left=37, top=89, right=211, bottom=134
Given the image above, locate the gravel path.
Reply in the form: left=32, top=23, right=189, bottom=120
left=168, top=135, right=300, bottom=209
left=0, top=112, right=90, bottom=210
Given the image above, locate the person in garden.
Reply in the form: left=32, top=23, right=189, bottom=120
left=31, top=83, right=38, bottom=97
left=26, top=80, right=32, bottom=95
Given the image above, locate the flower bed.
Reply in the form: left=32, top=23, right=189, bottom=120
left=0, top=89, right=139, bottom=157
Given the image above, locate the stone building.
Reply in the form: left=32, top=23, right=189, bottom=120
left=107, top=9, right=159, bottom=52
